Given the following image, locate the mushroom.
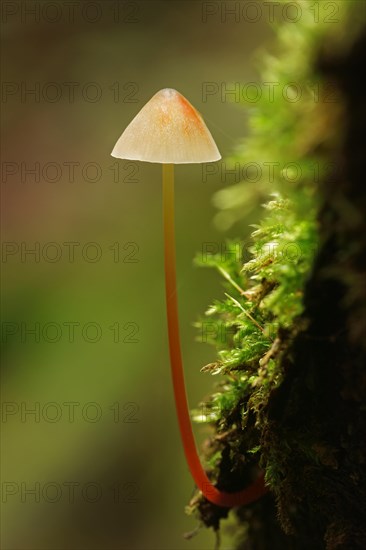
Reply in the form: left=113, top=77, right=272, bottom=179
left=111, top=88, right=266, bottom=507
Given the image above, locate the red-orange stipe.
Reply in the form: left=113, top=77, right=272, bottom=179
left=163, top=164, right=267, bottom=508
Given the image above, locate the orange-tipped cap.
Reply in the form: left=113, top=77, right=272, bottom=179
left=111, top=88, right=221, bottom=164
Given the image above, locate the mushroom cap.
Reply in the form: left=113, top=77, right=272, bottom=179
left=111, top=88, right=221, bottom=164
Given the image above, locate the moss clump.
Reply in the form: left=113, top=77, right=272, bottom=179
left=186, top=1, right=366, bottom=548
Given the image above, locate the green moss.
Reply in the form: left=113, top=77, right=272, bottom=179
left=187, top=1, right=366, bottom=547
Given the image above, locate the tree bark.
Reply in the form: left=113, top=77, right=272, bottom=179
left=259, top=28, right=366, bottom=550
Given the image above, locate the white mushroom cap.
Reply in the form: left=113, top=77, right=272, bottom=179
left=111, top=88, right=221, bottom=164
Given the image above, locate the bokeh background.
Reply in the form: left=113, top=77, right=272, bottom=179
left=1, top=2, right=275, bottom=548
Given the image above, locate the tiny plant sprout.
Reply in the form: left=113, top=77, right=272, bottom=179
left=111, top=88, right=266, bottom=508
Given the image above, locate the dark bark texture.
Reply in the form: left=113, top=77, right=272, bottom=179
left=258, top=28, right=366, bottom=550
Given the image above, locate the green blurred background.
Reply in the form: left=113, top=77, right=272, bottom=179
left=1, top=1, right=274, bottom=548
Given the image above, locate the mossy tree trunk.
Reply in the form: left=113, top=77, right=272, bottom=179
left=256, top=28, right=366, bottom=550
left=191, top=13, right=366, bottom=550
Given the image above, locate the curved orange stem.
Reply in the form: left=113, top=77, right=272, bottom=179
left=162, top=164, right=267, bottom=508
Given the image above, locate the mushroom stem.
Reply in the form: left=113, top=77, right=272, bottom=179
left=162, top=164, right=267, bottom=508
